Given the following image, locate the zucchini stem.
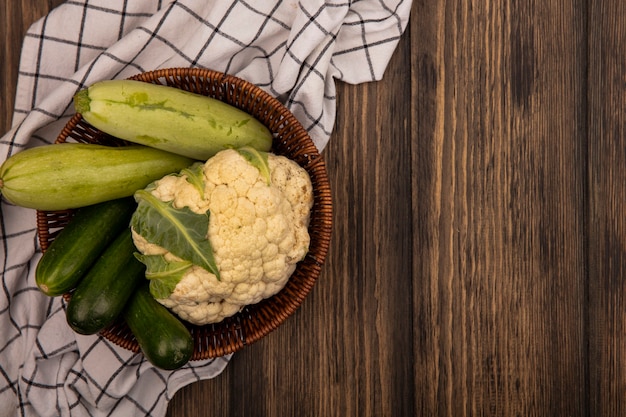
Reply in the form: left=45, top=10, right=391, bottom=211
left=73, top=89, right=91, bottom=114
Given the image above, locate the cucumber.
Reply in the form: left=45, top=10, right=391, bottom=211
left=66, top=229, right=145, bottom=335
left=0, top=143, right=194, bottom=210
left=73, top=79, right=273, bottom=160
left=124, top=283, right=194, bottom=370
left=36, top=197, right=136, bottom=296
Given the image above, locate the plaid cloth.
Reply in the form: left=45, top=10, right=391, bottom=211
left=0, top=1, right=412, bottom=416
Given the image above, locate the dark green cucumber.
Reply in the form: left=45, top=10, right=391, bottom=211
left=123, top=283, right=193, bottom=370
left=66, top=229, right=145, bottom=335
left=36, top=197, right=137, bottom=296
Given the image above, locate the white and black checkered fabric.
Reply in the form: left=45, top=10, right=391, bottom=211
left=0, top=1, right=412, bottom=416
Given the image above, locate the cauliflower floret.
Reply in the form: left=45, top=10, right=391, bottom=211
left=131, top=148, right=313, bottom=325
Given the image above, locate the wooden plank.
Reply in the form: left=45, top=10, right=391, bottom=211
left=411, top=1, right=588, bottom=415
left=587, top=1, right=626, bottom=415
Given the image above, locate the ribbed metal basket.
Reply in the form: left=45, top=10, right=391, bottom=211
left=36, top=67, right=333, bottom=360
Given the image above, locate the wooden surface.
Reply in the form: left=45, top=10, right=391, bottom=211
left=3, top=1, right=626, bottom=416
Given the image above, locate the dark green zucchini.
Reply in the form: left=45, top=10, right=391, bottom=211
left=66, top=229, right=145, bottom=335
left=36, top=197, right=137, bottom=296
left=123, top=283, right=194, bottom=370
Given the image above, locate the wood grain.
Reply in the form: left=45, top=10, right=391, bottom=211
left=2, top=1, right=625, bottom=417
left=411, top=1, right=589, bottom=416
left=588, top=1, right=626, bottom=416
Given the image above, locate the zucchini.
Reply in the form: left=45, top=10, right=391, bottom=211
left=124, top=283, right=194, bottom=370
left=66, top=229, right=145, bottom=335
left=0, top=143, right=194, bottom=210
left=74, top=79, right=273, bottom=160
left=36, top=197, right=136, bottom=296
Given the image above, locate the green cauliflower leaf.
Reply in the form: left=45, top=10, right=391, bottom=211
left=135, top=253, right=193, bottom=298
left=132, top=188, right=221, bottom=280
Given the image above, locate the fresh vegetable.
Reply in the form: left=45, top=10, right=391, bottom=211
left=73, top=79, right=273, bottom=160
left=66, top=229, right=145, bottom=335
left=0, top=143, right=195, bottom=210
left=124, top=283, right=194, bottom=370
left=130, top=147, right=314, bottom=325
left=36, top=197, right=137, bottom=296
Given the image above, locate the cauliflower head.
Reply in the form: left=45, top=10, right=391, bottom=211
left=130, top=147, right=314, bottom=325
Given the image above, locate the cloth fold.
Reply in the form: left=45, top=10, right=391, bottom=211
left=0, top=1, right=412, bottom=416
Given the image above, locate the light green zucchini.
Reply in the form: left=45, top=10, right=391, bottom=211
left=73, top=79, right=273, bottom=160
left=0, top=143, right=194, bottom=210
